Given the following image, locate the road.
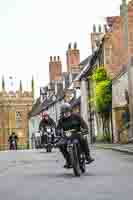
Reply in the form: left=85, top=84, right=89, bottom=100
left=0, top=148, right=133, bottom=200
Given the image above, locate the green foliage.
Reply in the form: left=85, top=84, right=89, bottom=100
left=95, top=80, right=112, bottom=113
left=92, top=67, right=112, bottom=114
left=89, top=66, right=112, bottom=141
left=96, top=133, right=111, bottom=143
left=92, top=67, right=107, bottom=82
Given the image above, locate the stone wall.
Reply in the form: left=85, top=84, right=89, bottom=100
left=0, top=91, right=33, bottom=150
left=112, top=71, right=129, bottom=143
left=112, top=71, right=128, bottom=108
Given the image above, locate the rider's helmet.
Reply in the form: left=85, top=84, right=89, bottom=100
left=60, top=103, right=72, bottom=115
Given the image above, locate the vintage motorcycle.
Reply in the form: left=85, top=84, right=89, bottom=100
left=58, top=129, right=86, bottom=177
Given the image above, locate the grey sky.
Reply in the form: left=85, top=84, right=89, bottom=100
left=0, top=0, right=122, bottom=97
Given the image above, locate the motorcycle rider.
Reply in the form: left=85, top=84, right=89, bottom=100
left=39, top=110, right=56, bottom=145
left=56, top=103, right=94, bottom=168
left=8, top=132, right=18, bottom=150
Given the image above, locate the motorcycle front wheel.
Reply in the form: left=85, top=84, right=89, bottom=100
left=70, top=144, right=81, bottom=177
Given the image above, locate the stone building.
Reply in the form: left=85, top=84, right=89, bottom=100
left=0, top=77, right=34, bottom=150
left=107, top=0, right=133, bottom=142
left=112, top=70, right=129, bottom=143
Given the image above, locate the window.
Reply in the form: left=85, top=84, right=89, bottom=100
left=16, top=111, right=22, bottom=128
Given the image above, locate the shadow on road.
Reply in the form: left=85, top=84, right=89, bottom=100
left=27, top=171, right=95, bottom=180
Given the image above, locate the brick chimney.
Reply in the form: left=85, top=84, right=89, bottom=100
left=91, top=24, right=104, bottom=52
left=66, top=42, right=80, bottom=73
left=49, top=56, right=62, bottom=82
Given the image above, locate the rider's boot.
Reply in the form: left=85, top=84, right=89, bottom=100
left=85, top=152, right=94, bottom=164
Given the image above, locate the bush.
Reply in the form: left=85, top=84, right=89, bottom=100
left=92, top=67, right=112, bottom=114
left=95, top=80, right=112, bottom=113
left=96, top=133, right=111, bottom=143
left=92, top=67, right=107, bottom=82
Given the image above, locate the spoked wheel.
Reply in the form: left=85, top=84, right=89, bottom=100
left=80, top=156, right=86, bottom=173
left=70, top=144, right=81, bottom=177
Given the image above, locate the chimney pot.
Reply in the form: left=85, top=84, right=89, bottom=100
left=50, top=56, right=52, bottom=62
left=54, top=56, right=56, bottom=61
left=98, top=24, right=102, bottom=33
left=57, top=56, right=60, bottom=61
left=93, top=24, right=96, bottom=33
left=68, top=43, right=71, bottom=49
left=74, top=42, right=77, bottom=49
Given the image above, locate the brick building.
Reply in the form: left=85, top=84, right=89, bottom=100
left=89, top=0, right=133, bottom=143
left=90, top=0, right=133, bottom=78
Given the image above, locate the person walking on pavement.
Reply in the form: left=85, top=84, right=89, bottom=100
left=8, top=132, right=18, bottom=150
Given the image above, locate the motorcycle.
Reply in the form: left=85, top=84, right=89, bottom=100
left=59, top=129, right=86, bottom=177
left=43, top=127, right=54, bottom=153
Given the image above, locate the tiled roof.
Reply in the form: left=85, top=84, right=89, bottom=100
left=28, top=98, right=48, bottom=118
left=29, top=92, right=64, bottom=118
left=80, top=56, right=91, bottom=67
left=73, top=56, right=92, bottom=82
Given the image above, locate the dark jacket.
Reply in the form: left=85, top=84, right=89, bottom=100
left=8, top=135, right=18, bottom=145
left=57, top=113, right=88, bottom=135
left=39, top=117, right=56, bottom=132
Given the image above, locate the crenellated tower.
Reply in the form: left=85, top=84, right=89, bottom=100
left=0, top=77, right=34, bottom=150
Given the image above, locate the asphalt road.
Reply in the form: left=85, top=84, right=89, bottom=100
left=0, top=148, right=133, bottom=200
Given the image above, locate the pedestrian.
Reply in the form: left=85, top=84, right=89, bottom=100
left=8, top=132, right=18, bottom=150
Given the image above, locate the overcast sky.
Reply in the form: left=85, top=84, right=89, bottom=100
left=0, top=0, right=123, bottom=97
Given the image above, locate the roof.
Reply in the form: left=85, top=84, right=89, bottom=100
left=71, top=56, right=92, bottom=83
left=78, top=36, right=105, bottom=80
left=28, top=98, right=48, bottom=118
left=29, top=91, right=65, bottom=118
left=44, top=92, right=64, bottom=110
left=80, top=56, right=91, bottom=67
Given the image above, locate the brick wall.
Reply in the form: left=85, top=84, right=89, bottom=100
left=104, top=1, right=133, bottom=78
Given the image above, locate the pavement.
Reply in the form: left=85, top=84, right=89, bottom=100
left=93, top=143, right=133, bottom=154
left=0, top=148, right=133, bottom=199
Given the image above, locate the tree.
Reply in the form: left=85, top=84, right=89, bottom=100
left=91, top=67, right=112, bottom=142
